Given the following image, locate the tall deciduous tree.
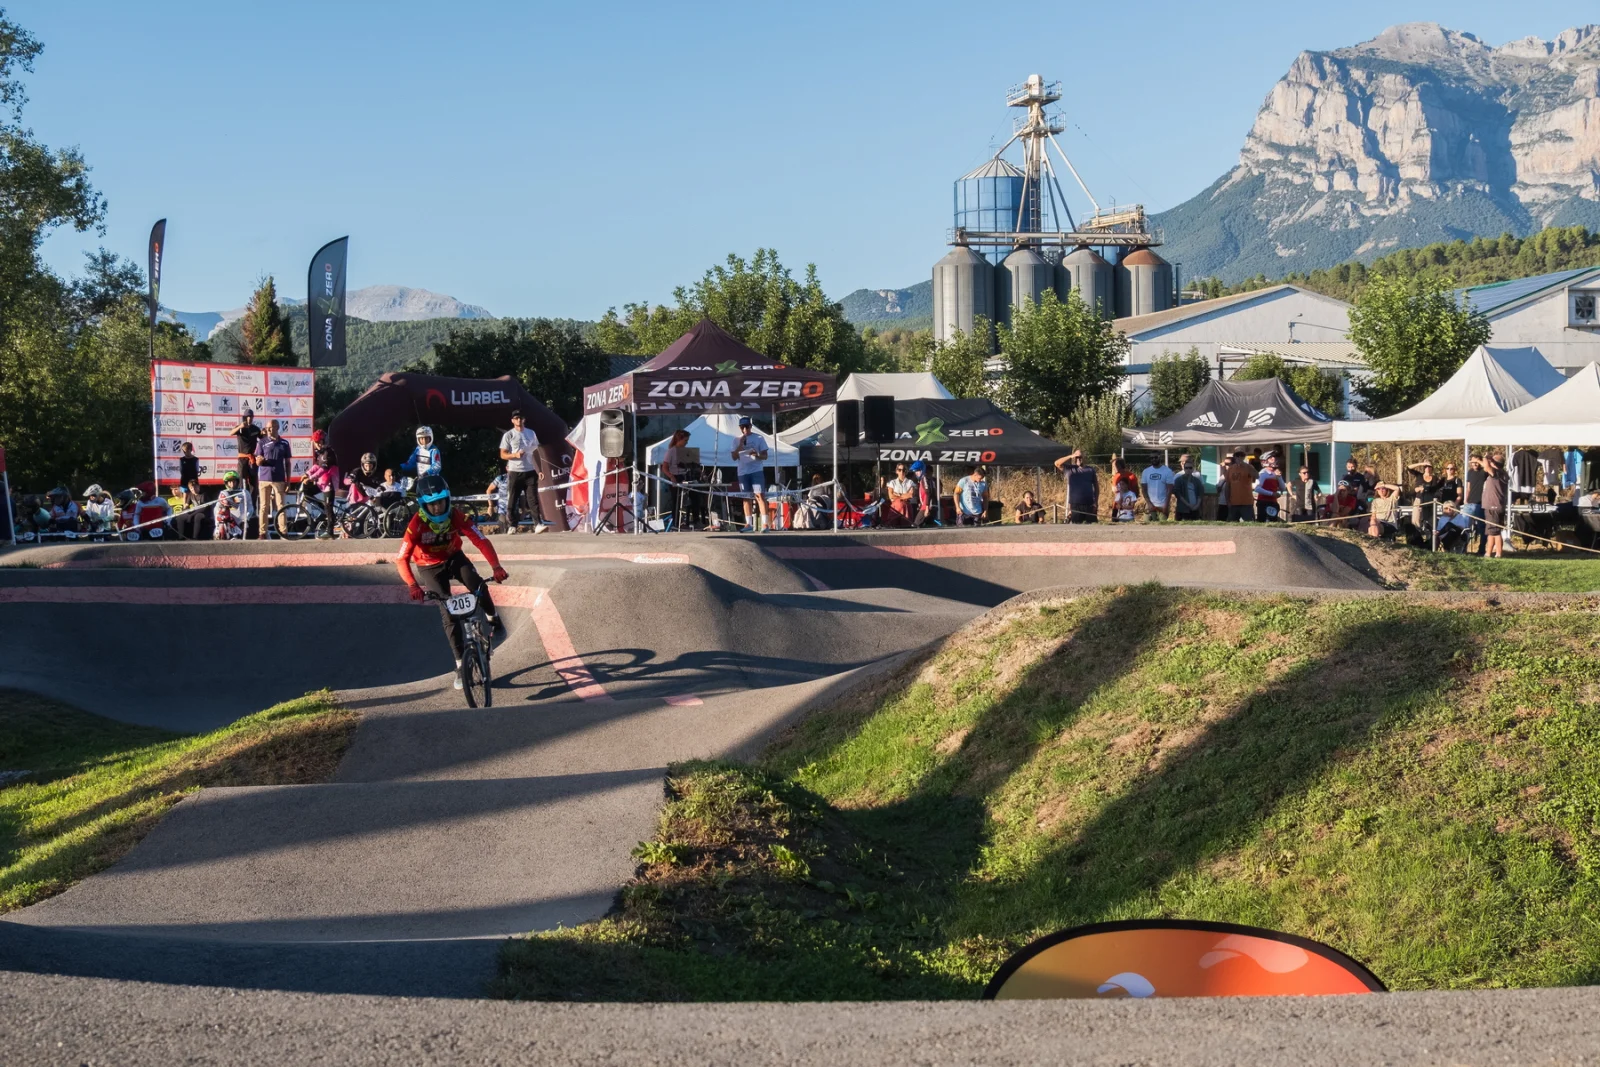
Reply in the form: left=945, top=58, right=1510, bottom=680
left=1148, top=347, right=1209, bottom=418
left=996, top=288, right=1127, bottom=431
left=928, top=317, right=992, bottom=399
left=1346, top=273, right=1491, bottom=417
left=239, top=276, right=295, bottom=366
left=596, top=249, right=871, bottom=376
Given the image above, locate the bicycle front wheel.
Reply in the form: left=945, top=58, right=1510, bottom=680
left=470, top=626, right=492, bottom=708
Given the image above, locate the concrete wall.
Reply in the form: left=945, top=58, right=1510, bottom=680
left=1486, top=285, right=1600, bottom=374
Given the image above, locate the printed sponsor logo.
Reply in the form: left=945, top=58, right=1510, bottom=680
left=450, top=389, right=512, bottom=406
left=1186, top=411, right=1222, bottom=428
left=876, top=448, right=997, bottom=464
left=1244, top=406, right=1277, bottom=428
left=644, top=379, right=817, bottom=401
left=914, top=418, right=948, bottom=445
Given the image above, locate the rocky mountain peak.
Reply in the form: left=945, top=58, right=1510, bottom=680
left=1154, top=22, right=1600, bottom=282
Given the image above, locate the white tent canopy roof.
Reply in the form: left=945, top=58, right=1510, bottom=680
left=1333, top=345, right=1566, bottom=443
left=1464, top=361, right=1600, bottom=446
left=645, top=413, right=799, bottom=468
left=779, top=372, right=954, bottom=444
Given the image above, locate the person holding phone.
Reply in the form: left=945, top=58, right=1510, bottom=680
left=733, top=415, right=769, bottom=532
left=498, top=410, right=547, bottom=534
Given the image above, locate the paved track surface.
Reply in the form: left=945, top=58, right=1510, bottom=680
left=17, top=526, right=1565, bottom=1064
left=3, top=971, right=1597, bottom=1066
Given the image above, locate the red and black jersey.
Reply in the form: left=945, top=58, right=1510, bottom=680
left=396, top=507, right=500, bottom=575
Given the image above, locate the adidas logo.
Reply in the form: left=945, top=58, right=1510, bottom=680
left=1244, top=406, right=1277, bottom=428
left=1186, top=411, right=1222, bottom=428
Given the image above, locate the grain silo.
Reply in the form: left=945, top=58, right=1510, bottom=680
left=1114, top=247, right=1174, bottom=319
left=1058, top=246, right=1114, bottom=317
left=954, top=160, right=1026, bottom=266
left=997, top=247, right=1053, bottom=326
left=932, top=245, right=994, bottom=344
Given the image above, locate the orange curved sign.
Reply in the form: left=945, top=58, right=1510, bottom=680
left=985, top=921, right=1384, bottom=999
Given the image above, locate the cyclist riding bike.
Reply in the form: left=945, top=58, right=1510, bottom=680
left=396, top=474, right=508, bottom=690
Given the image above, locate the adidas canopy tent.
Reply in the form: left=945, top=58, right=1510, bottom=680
left=1333, top=346, right=1565, bottom=443
left=792, top=398, right=1068, bottom=467
left=1122, top=378, right=1334, bottom=448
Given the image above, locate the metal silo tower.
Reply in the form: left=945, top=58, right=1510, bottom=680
left=932, top=73, right=1168, bottom=345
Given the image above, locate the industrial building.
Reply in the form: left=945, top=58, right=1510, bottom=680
left=1455, top=267, right=1600, bottom=375
left=932, top=75, right=1175, bottom=345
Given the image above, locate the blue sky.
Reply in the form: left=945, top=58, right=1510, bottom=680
left=16, top=0, right=1600, bottom=318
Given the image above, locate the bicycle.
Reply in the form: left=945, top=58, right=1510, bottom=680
left=423, top=588, right=495, bottom=707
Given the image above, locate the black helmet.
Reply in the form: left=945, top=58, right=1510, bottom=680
left=415, top=473, right=452, bottom=530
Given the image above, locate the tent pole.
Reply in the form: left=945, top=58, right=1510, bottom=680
left=632, top=407, right=640, bottom=536
left=831, top=403, right=838, bottom=532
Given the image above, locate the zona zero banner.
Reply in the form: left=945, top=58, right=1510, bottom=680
left=308, top=237, right=349, bottom=368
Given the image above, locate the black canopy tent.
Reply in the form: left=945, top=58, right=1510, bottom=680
left=794, top=398, right=1068, bottom=466
left=1122, top=378, right=1334, bottom=448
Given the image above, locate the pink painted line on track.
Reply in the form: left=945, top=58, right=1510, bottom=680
left=524, top=586, right=611, bottom=703
left=42, top=551, right=688, bottom=570
left=662, top=694, right=704, bottom=707
left=0, top=585, right=410, bottom=605
left=769, top=541, right=1238, bottom=561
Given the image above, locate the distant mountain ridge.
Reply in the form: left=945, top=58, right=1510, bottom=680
left=165, top=284, right=493, bottom=340
left=1155, top=22, right=1600, bottom=282
left=839, top=282, right=933, bottom=329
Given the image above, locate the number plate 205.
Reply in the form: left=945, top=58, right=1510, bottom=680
left=445, top=592, right=478, bottom=617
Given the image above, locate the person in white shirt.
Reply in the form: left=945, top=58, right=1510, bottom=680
left=1141, top=459, right=1174, bottom=521
left=498, top=410, right=548, bottom=534
left=732, top=415, right=769, bottom=532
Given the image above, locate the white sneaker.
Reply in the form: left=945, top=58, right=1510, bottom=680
left=534, top=523, right=549, bottom=534
left=453, top=660, right=464, bottom=691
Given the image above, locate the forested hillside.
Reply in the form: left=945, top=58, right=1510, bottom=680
left=1188, top=225, right=1600, bottom=303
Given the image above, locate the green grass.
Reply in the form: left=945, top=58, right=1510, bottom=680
left=1405, top=553, right=1600, bottom=592
left=496, top=587, right=1600, bottom=1000
left=0, top=689, right=356, bottom=913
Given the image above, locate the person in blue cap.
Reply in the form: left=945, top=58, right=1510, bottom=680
left=908, top=459, right=934, bottom=526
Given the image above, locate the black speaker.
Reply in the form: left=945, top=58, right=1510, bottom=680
left=835, top=400, right=860, bottom=447
left=862, top=395, right=895, bottom=444
left=599, top=408, right=627, bottom=459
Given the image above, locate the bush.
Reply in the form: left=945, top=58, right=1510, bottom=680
left=1055, top=393, right=1132, bottom=463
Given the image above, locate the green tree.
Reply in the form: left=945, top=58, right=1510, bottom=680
left=237, top=275, right=294, bottom=366
left=1231, top=353, right=1346, bottom=417
left=1148, top=346, right=1209, bottom=418
left=1347, top=273, right=1491, bottom=417
left=596, top=249, right=871, bottom=375
left=428, top=319, right=611, bottom=485
left=1056, top=392, right=1132, bottom=463
left=928, top=317, right=992, bottom=399
left=996, top=288, right=1128, bottom=431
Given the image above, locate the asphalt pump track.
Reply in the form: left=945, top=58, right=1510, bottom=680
left=0, top=525, right=1373, bottom=998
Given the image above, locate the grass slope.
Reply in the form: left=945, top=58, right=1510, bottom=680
left=1308, top=530, right=1600, bottom=592
left=0, top=690, right=355, bottom=912
left=498, top=588, right=1600, bottom=999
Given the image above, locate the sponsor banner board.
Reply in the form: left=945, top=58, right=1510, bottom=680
left=151, top=360, right=316, bottom=485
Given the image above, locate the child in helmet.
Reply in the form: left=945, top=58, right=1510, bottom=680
left=213, top=471, right=251, bottom=540
left=396, top=473, right=508, bottom=690
left=345, top=452, right=385, bottom=504
left=399, top=426, right=442, bottom=479
left=46, top=487, right=81, bottom=534
left=81, top=485, right=116, bottom=535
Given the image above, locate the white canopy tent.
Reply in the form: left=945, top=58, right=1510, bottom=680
left=1465, top=362, right=1600, bottom=447
left=645, top=412, right=800, bottom=468
left=1334, top=346, right=1566, bottom=443
left=779, top=371, right=953, bottom=445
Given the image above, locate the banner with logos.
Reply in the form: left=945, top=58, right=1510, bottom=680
left=151, top=361, right=317, bottom=484
left=307, top=237, right=348, bottom=368
left=147, top=219, right=166, bottom=356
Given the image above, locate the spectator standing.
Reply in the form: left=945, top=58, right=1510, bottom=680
left=908, top=460, right=933, bottom=526
left=1055, top=451, right=1099, bottom=523
left=1110, top=458, right=1139, bottom=522
left=1436, top=463, right=1463, bottom=507
left=659, top=428, right=689, bottom=526
left=732, top=415, right=770, bottom=532
left=1140, top=457, right=1174, bottom=521
left=1172, top=454, right=1204, bottom=521
left=954, top=466, right=988, bottom=526
left=253, top=419, right=293, bottom=538
left=1253, top=453, right=1287, bottom=522
left=1481, top=453, right=1509, bottom=558
left=1462, top=455, right=1488, bottom=556
left=1289, top=465, right=1321, bottom=522
left=178, top=442, right=202, bottom=503
left=230, top=411, right=261, bottom=490
left=1014, top=491, right=1045, bottom=524
left=1223, top=450, right=1256, bottom=522
left=885, top=462, right=917, bottom=527
left=498, top=410, right=548, bottom=535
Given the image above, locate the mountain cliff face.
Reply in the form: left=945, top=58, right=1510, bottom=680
left=167, top=285, right=493, bottom=339
left=1156, top=23, right=1600, bottom=282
